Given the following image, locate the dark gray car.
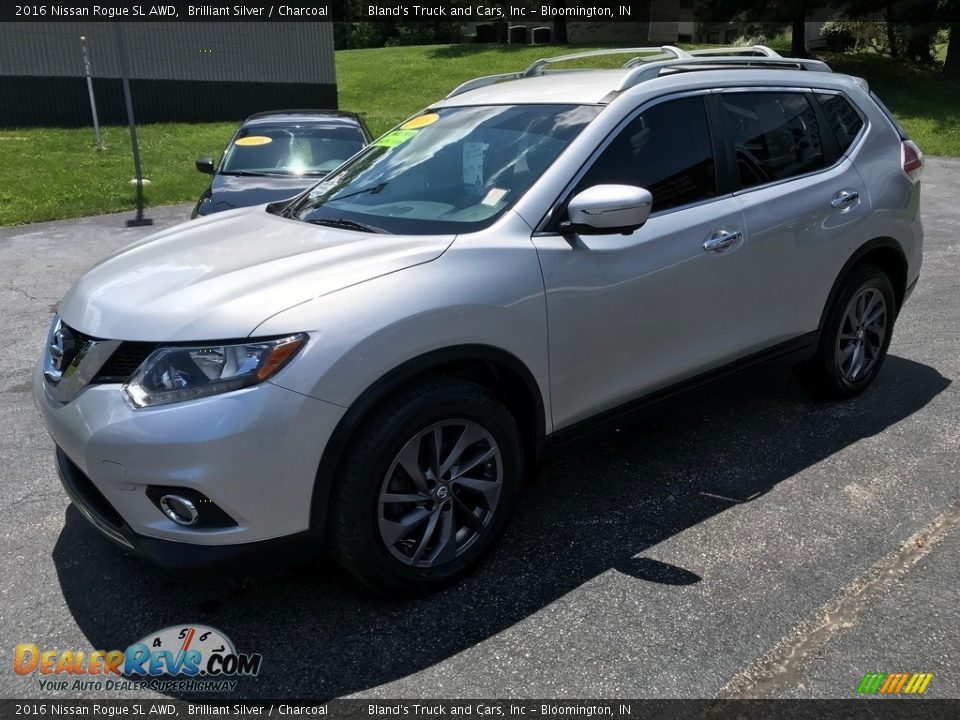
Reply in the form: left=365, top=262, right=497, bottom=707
left=191, top=110, right=371, bottom=218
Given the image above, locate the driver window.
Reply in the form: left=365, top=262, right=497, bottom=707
left=576, top=96, right=717, bottom=213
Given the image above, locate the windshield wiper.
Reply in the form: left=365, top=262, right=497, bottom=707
left=306, top=217, right=390, bottom=234
left=329, top=181, right=388, bottom=203
left=220, top=170, right=274, bottom=177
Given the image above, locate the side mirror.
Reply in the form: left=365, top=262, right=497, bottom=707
left=562, top=184, right=652, bottom=235
left=195, top=158, right=216, bottom=175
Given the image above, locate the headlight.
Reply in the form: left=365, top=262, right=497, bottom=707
left=122, top=334, right=306, bottom=408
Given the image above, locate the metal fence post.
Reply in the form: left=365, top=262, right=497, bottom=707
left=79, top=36, right=103, bottom=150
left=113, top=24, right=152, bottom=227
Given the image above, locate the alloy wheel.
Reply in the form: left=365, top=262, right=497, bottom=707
left=835, top=286, right=888, bottom=385
left=377, top=419, right=503, bottom=568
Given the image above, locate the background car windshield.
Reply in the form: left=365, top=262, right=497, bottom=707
left=291, top=104, right=600, bottom=234
left=220, top=124, right=366, bottom=177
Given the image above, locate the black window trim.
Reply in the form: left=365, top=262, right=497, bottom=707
left=536, top=88, right=729, bottom=235
left=811, top=88, right=870, bottom=159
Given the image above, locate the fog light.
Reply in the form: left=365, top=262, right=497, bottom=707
left=159, top=494, right=199, bottom=526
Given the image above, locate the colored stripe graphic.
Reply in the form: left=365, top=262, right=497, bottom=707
left=858, top=673, right=933, bottom=695
left=857, top=673, right=886, bottom=693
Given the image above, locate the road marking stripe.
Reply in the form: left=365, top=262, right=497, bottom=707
left=719, top=501, right=960, bottom=698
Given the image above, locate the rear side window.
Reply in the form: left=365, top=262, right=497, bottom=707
left=816, top=93, right=864, bottom=153
left=719, top=92, right=825, bottom=189
left=576, top=96, right=717, bottom=213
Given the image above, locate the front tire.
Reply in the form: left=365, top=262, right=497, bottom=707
left=331, top=379, right=522, bottom=595
left=795, top=264, right=896, bottom=399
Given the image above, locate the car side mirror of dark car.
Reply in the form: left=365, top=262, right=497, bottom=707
left=560, top=184, right=653, bottom=236
left=195, top=158, right=216, bottom=175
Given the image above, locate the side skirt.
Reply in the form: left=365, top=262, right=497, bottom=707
left=540, top=331, right=818, bottom=457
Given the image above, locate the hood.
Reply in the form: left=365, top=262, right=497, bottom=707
left=58, top=208, right=454, bottom=341
left=199, top=174, right=317, bottom=215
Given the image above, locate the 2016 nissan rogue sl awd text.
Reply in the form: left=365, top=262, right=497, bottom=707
left=34, top=47, right=923, bottom=594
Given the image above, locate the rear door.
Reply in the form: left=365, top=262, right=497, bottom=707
left=533, top=93, right=746, bottom=430
left=716, top=89, right=871, bottom=354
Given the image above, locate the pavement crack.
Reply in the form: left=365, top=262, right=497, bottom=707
left=3, top=280, right=51, bottom=302
left=718, top=499, right=960, bottom=699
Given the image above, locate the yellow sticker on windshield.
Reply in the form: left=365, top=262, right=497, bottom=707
left=234, top=135, right=273, bottom=146
left=400, top=113, right=440, bottom=130
left=373, top=129, right=419, bottom=148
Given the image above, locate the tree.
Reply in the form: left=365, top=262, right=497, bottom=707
left=946, top=23, right=960, bottom=80
left=697, top=0, right=825, bottom=57
left=846, top=0, right=949, bottom=65
left=553, top=0, right=569, bottom=43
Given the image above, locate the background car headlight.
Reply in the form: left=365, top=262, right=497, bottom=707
left=122, top=334, right=306, bottom=408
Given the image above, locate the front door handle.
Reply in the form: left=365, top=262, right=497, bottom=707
left=703, top=230, right=742, bottom=252
left=830, top=189, right=860, bottom=209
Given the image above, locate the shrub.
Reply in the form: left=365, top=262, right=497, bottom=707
left=821, top=21, right=856, bottom=52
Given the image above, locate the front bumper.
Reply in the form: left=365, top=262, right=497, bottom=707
left=33, top=361, right=345, bottom=561
left=55, top=447, right=320, bottom=568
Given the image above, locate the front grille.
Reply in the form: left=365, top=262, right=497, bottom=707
left=93, top=342, right=158, bottom=383
left=68, top=325, right=96, bottom=347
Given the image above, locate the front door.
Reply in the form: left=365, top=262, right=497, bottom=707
left=533, top=94, right=746, bottom=430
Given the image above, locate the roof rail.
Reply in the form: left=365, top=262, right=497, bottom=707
left=445, top=46, right=690, bottom=98
left=446, top=72, right=524, bottom=99
left=523, top=46, right=691, bottom=77
left=687, top=45, right=781, bottom=58
left=615, top=55, right=832, bottom=92
left=445, top=45, right=828, bottom=100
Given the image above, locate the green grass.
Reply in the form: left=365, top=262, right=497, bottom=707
left=0, top=122, right=236, bottom=226
left=823, top=51, right=960, bottom=156
left=1, top=43, right=957, bottom=226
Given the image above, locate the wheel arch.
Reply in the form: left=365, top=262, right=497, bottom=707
left=818, top=237, right=909, bottom=338
left=309, top=344, right=547, bottom=532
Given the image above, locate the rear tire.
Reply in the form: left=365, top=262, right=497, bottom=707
left=794, top=264, right=896, bottom=400
left=330, top=379, right=522, bottom=596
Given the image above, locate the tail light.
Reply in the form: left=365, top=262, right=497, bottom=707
left=901, top=140, right=923, bottom=182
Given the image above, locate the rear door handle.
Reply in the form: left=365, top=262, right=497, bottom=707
left=830, top=189, right=860, bottom=209
left=703, top=230, right=742, bottom=252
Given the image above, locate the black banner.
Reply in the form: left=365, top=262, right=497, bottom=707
left=3, top=0, right=959, bottom=23
left=2, top=700, right=960, bottom=720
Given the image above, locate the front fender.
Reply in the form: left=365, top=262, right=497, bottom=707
left=256, top=230, right=551, bottom=428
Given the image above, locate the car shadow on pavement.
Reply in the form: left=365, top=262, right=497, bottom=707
left=52, top=355, right=949, bottom=698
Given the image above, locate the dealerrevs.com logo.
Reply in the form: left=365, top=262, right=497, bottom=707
left=14, top=625, right=262, bottom=693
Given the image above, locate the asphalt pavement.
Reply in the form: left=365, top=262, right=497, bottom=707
left=1, top=159, right=958, bottom=700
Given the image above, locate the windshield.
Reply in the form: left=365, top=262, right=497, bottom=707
left=220, top=124, right=366, bottom=177
left=288, top=104, right=601, bottom=234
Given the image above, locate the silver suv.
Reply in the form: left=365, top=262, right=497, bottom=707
left=34, top=46, right=923, bottom=594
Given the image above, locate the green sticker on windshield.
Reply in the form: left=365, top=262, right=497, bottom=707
left=373, top=129, right=419, bottom=148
